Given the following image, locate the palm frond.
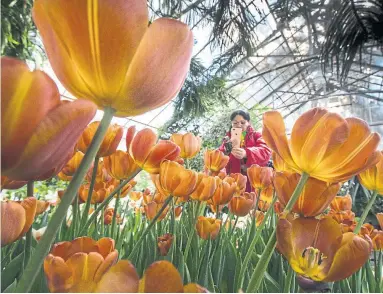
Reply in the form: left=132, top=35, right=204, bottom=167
left=321, top=0, right=383, bottom=84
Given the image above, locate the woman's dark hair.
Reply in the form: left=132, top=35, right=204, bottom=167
left=230, top=110, right=250, bottom=121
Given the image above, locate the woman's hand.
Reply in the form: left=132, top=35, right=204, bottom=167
left=231, top=147, right=247, bottom=159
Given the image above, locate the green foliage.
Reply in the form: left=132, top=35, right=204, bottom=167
left=1, top=0, right=45, bottom=63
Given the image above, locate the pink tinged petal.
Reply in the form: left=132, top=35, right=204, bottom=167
left=131, top=129, right=157, bottom=165
left=94, top=260, right=139, bottom=293
left=5, top=100, right=96, bottom=180
left=44, top=255, right=73, bottom=293
left=114, top=18, right=194, bottom=117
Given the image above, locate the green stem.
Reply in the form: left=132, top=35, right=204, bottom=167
left=236, top=195, right=277, bottom=291
left=94, top=203, right=98, bottom=238
left=229, top=215, right=239, bottom=237
left=128, top=196, right=173, bottom=259
left=246, top=172, right=309, bottom=292
left=111, top=180, right=122, bottom=239
left=80, top=156, right=100, bottom=226
left=79, top=169, right=141, bottom=235
left=184, top=201, right=201, bottom=261
left=15, top=107, right=115, bottom=293
left=71, top=196, right=79, bottom=239
left=23, top=181, right=34, bottom=271
left=354, top=190, right=378, bottom=234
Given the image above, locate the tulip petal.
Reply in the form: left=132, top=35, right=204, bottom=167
left=131, top=129, right=157, bottom=165
left=19, top=197, right=37, bottom=237
left=96, top=238, right=115, bottom=258
left=95, top=260, right=139, bottom=292
left=94, top=250, right=119, bottom=281
left=5, top=100, right=96, bottom=180
left=139, top=260, right=184, bottom=293
left=1, top=57, right=60, bottom=171
left=377, top=213, right=383, bottom=230
left=290, top=108, right=348, bottom=173
left=1, top=201, right=26, bottom=246
left=114, top=18, right=193, bottom=116
left=143, top=140, right=180, bottom=174
left=33, top=0, right=149, bottom=105
left=44, top=255, right=73, bottom=293
left=262, top=111, right=297, bottom=170
left=325, top=233, right=371, bottom=282
left=315, top=118, right=381, bottom=182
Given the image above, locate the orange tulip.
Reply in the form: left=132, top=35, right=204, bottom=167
left=190, top=174, right=218, bottom=201
left=257, top=186, right=274, bottom=212
left=196, top=216, right=221, bottom=240
left=1, top=197, right=37, bottom=246
left=105, top=178, right=136, bottom=198
left=274, top=201, right=284, bottom=215
left=58, top=151, right=84, bottom=181
left=104, top=208, right=122, bottom=225
left=263, top=107, right=381, bottom=182
left=78, top=122, right=123, bottom=157
left=174, top=206, right=183, bottom=218
left=229, top=173, right=247, bottom=193
left=229, top=192, right=255, bottom=216
left=377, top=213, right=383, bottom=230
left=78, top=183, right=113, bottom=204
left=139, top=260, right=207, bottom=292
left=143, top=200, right=169, bottom=222
left=85, top=161, right=112, bottom=184
left=158, top=160, right=198, bottom=198
left=330, top=211, right=356, bottom=228
left=247, top=164, right=274, bottom=190
left=157, top=233, right=173, bottom=256
left=170, top=133, right=202, bottom=159
left=329, top=195, right=352, bottom=212
left=130, top=191, right=143, bottom=201
left=36, top=200, right=50, bottom=215
left=104, top=150, right=139, bottom=180
left=209, top=176, right=237, bottom=206
left=44, top=237, right=139, bottom=292
left=0, top=176, right=27, bottom=190
left=129, top=128, right=180, bottom=174
left=1, top=57, right=97, bottom=180
left=357, top=150, right=383, bottom=194
left=253, top=210, right=265, bottom=226
left=274, top=172, right=341, bottom=217
left=277, top=216, right=371, bottom=282
left=371, top=230, right=383, bottom=251
left=58, top=190, right=84, bottom=205
left=204, top=149, right=229, bottom=172
left=272, top=152, right=294, bottom=173
left=33, top=0, right=193, bottom=118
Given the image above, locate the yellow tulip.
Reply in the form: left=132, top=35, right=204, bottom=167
left=357, top=150, right=383, bottom=194
left=263, top=108, right=381, bottom=182
left=33, top=0, right=193, bottom=117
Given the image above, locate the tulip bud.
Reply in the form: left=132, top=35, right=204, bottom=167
left=170, top=133, right=202, bottom=159
left=157, top=233, right=173, bottom=256
left=196, top=216, right=221, bottom=240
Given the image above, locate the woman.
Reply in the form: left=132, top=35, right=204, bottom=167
left=219, top=110, right=271, bottom=192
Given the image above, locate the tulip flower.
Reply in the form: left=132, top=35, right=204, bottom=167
left=58, top=151, right=84, bottom=181
left=157, top=160, right=198, bottom=198
left=377, top=213, right=383, bottom=230
left=253, top=210, right=265, bottom=226
left=229, top=173, right=247, bottom=193
left=274, top=201, right=283, bottom=215
left=257, top=186, right=274, bottom=212
left=33, top=0, right=193, bottom=117
left=44, top=237, right=139, bottom=292
left=78, top=183, right=113, bottom=204
left=209, top=177, right=237, bottom=206
left=0, top=176, right=27, bottom=190
left=139, top=260, right=207, bottom=292
left=196, top=216, right=221, bottom=240
left=329, top=210, right=356, bottom=225
left=85, top=161, right=112, bottom=184
left=371, top=230, right=383, bottom=251
left=329, top=195, right=352, bottom=211
left=229, top=192, right=256, bottom=217
left=104, top=208, right=122, bottom=225
left=105, top=178, right=136, bottom=198
left=130, top=191, right=143, bottom=201
left=190, top=174, right=218, bottom=201
left=36, top=200, right=50, bottom=215
left=129, top=128, right=180, bottom=174
left=247, top=164, right=274, bottom=190
left=274, top=172, right=341, bottom=217
left=174, top=206, right=183, bottom=218
left=263, top=107, right=381, bottom=182
left=104, top=150, right=139, bottom=180
left=1, top=197, right=37, bottom=246
left=144, top=200, right=169, bottom=222
left=357, top=150, right=383, bottom=194
left=78, top=122, right=123, bottom=157
left=170, top=133, right=202, bottom=159
left=204, top=149, right=229, bottom=172
left=277, top=216, right=371, bottom=282
left=157, top=233, right=173, bottom=256
left=2, top=57, right=97, bottom=180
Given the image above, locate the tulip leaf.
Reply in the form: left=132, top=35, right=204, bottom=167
left=1, top=251, right=24, bottom=292
left=3, top=279, right=17, bottom=293
left=225, top=242, right=238, bottom=293
left=264, top=272, right=281, bottom=293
